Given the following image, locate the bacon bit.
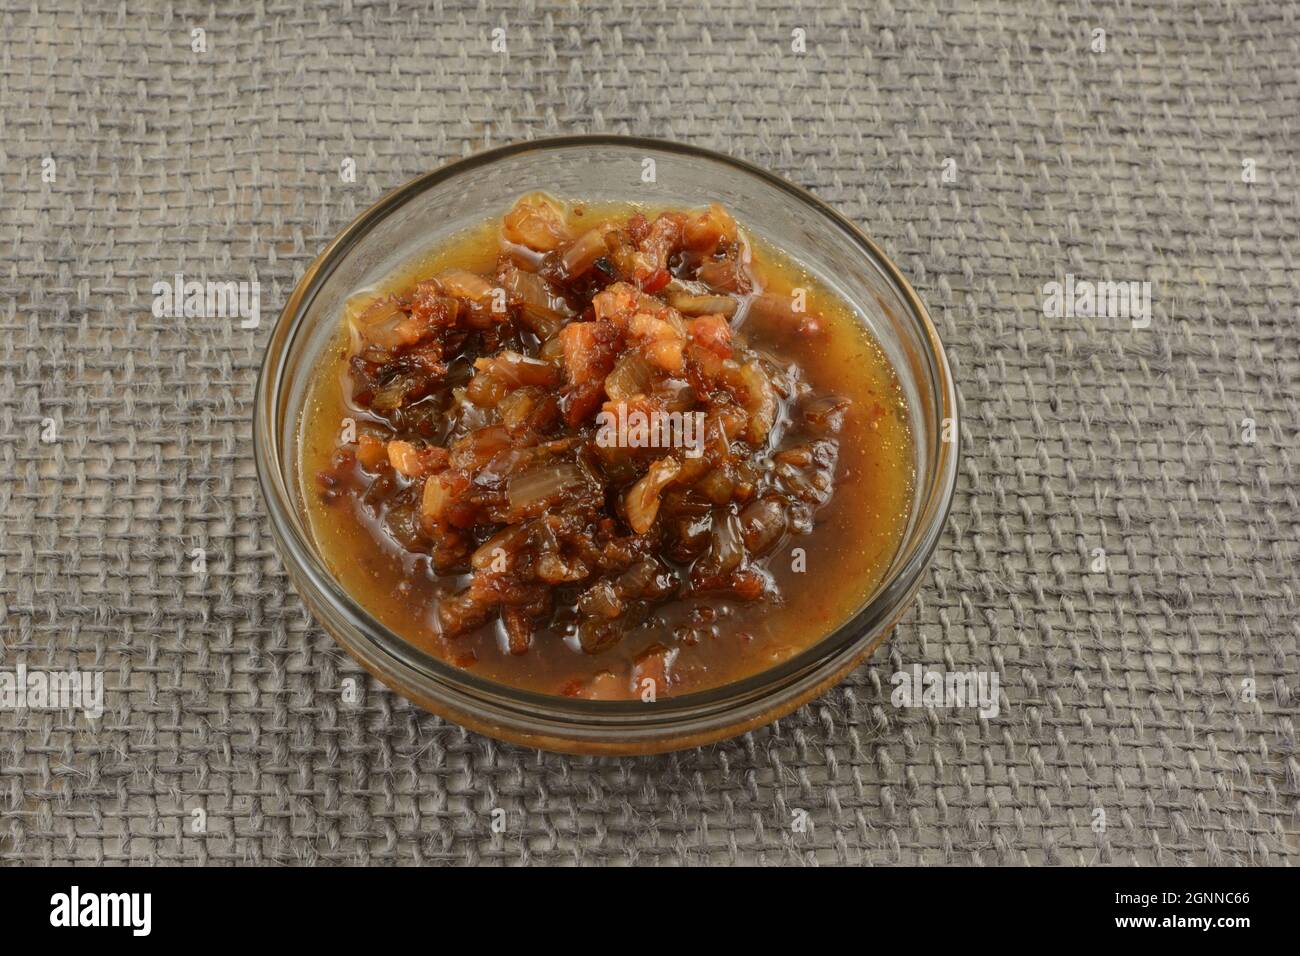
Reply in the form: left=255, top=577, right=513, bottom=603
left=409, top=284, right=463, bottom=328
left=641, top=268, right=671, bottom=294
left=356, top=434, right=389, bottom=470
left=387, top=440, right=424, bottom=477
left=643, top=338, right=684, bottom=373
left=422, top=470, right=470, bottom=522
left=683, top=203, right=738, bottom=252
left=688, top=314, right=733, bottom=358
left=629, top=312, right=680, bottom=343
left=591, top=281, right=641, bottom=324
left=502, top=606, right=534, bottom=655
left=558, top=322, right=600, bottom=385
left=631, top=644, right=679, bottom=698
left=626, top=213, right=651, bottom=244
left=382, top=444, right=449, bottom=481
left=558, top=320, right=621, bottom=386
left=561, top=380, right=606, bottom=427
left=627, top=311, right=686, bottom=373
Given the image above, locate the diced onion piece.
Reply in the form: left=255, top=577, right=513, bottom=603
left=350, top=293, right=403, bottom=329
left=507, top=462, right=590, bottom=517
left=578, top=579, right=623, bottom=620
left=702, top=510, right=745, bottom=575
left=465, top=367, right=509, bottom=407
left=739, top=497, right=787, bottom=556
left=696, top=258, right=749, bottom=293
left=475, top=351, right=560, bottom=389
left=439, top=269, right=497, bottom=304
left=350, top=295, right=415, bottom=351
left=502, top=192, right=571, bottom=252
left=604, top=352, right=653, bottom=402
left=624, top=457, right=681, bottom=534
left=666, top=289, right=739, bottom=317
left=449, top=425, right=512, bottom=472
left=560, top=222, right=617, bottom=278
left=652, top=377, right=696, bottom=412
left=499, top=262, right=571, bottom=339
left=538, top=334, right=566, bottom=365
left=498, top=387, right=538, bottom=430
left=471, top=523, right=529, bottom=570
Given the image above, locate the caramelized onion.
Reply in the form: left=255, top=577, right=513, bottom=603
left=624, top=457, right=682, bottom=534
left=603, top=352, right=653, bottom=402
left=502, top=192, right=570, bottom=252
left=560, top=222, right=617, bottom=278
left=499, top=261, right=572, bottom=339
left=507, top=462, right=591, bottom=517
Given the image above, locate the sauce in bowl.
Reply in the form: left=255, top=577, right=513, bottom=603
left=299, top=195, right=912, bottom=699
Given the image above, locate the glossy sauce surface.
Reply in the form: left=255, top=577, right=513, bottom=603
left=299, top=200, right=913, bottom=697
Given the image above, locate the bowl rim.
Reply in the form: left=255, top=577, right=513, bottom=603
left=254, top=133, right=959, bottom=732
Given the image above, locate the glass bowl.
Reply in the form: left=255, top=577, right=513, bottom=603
left=254, top=136, right=958, bottom=755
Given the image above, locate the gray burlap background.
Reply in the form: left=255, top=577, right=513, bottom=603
left=1, top=0, right=1296, bottom=865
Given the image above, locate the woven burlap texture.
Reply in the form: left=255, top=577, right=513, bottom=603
left=1, top=1, right=1296, bottom=865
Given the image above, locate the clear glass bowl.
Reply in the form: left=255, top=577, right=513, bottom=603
left=254, top=136, right=958, bottom=755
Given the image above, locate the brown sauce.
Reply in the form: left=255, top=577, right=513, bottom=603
left=298, top=197, right=912, bottom=699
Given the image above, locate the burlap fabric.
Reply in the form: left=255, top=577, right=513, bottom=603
left=1, top=1, right=1295, bottom=864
